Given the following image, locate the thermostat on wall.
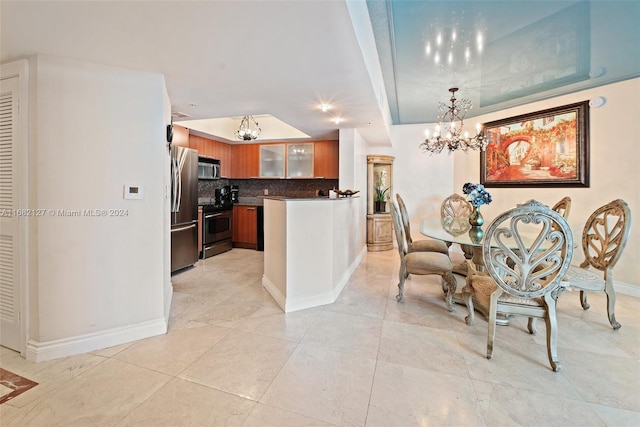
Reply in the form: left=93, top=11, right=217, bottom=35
left=124, top=185, right=144, bottom=200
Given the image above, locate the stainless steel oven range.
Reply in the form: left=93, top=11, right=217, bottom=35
left=202, top=204, right=233, bottom=258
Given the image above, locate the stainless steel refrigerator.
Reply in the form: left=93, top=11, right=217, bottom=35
left=170, top=145, right=199, bottom=273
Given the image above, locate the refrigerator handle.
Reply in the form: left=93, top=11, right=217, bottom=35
left=171, top=155, right=179, bottom=212
left=171, top=223, right=196, bottom=233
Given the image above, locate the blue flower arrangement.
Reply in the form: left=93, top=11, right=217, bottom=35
left=462, top=182, right=492, bottom=208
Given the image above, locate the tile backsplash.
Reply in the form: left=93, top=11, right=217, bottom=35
left=198, top=178, right=339, bottom=199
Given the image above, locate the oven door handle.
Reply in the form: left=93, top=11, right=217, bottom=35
left=204, top=212, right=228, bottom=220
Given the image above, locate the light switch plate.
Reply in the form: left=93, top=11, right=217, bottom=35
left=124, top=185, right=144, bottom=200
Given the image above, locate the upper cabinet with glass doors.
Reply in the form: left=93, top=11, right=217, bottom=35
left=259, top=144, right=285, bottom=178
left=286, top=143, right=314, bottom=178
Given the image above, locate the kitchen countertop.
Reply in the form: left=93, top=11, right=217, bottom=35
left=264, top=195, right=360, bottom=202
left=224, top=195, right=361, bottom=207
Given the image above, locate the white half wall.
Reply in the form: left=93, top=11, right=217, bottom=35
left=26, top=54, right=169, bottom=361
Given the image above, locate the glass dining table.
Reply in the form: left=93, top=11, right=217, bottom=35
left=420, top=216, right=500, bottom=323
left=420, top=217, right=485, bottom=269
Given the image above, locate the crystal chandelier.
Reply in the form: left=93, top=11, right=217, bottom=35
left=235, top=115, right=261, bottom=141
left=419, top=88, right=486, bottom=154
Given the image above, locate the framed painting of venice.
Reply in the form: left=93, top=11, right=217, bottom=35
left=480, top=101, right=590, bottom=188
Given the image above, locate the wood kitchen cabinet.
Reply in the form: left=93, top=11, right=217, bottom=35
left=172, top=125, right=190, bottom=148
left=313, top=140, right=339, bottom=178
left=230, top=144, right=260, bottom=178
left=189, top=135, right=232, bottom=177
left=229, top=140, right=337, bottom=179
left=233, top=205, right=258, bottom=249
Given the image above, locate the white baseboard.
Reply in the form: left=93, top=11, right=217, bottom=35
left=164, top=281, right=174, bottom=321
left=615, top=281, right=640, bottom=298
left=262, top=275, right=286, bottom=311
left=262, top=245, right=366, bottom=313
left=26, top=318, right=167, bottom=363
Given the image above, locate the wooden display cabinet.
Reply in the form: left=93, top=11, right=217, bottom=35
left=366, top=155, right=394, bottom=251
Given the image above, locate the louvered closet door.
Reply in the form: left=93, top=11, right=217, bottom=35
left=0, top=76, right=21, bottom=351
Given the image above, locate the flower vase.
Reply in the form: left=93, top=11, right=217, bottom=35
left=469, top=206, right=484, bottom=227
left=468, top=226, right=484, bottom=244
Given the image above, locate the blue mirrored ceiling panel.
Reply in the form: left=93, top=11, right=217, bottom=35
left=367, top=0, right=640, bottom=125
left=480, top=2, right=591, bottom=107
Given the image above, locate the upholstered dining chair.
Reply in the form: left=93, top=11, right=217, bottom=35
left=561, top=199, right=631, bottom=330
left=390, top=200, right=458, bottom=310
left=462, top=199, right=574, bottom=372
left=395, top=193, right=449, bottom=254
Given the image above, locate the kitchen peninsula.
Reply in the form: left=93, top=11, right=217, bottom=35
left=262, top=195, right=365, bottom=312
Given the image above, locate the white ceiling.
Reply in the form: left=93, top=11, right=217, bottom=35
left=1, top=1, right=390, bottom=145
left=2, top=1, right=638, bottom=146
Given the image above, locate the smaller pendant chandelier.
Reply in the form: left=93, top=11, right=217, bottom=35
left=419, top=88, right=487, bottom=154
left=235, top=115, right=261, bottom=141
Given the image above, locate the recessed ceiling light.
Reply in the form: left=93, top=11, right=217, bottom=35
left=320, top=104, right=330, bottom=112
left=189, top=103, right=197, bottom=108
left=333, top=117, right=342, bottom=124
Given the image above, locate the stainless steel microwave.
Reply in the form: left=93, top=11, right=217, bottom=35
left=198, top=157, right=221, bottom=180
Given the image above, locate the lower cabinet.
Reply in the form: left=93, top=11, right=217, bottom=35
left=233, top=205, right=258, bottom=249
left=367, top=213, right=393, bottom=251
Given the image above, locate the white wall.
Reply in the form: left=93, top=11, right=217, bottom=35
left=26, top=55, right=169, bottom=361
left=453, top=78, right=639, bottom=288
left=367, top=125, right=455, bottom=243
left=339, top=128, right=368, bottom=252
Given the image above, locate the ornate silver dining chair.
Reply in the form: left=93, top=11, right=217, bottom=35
left=462, top=199, right=574, bottom=372
left=395, top=193, right=449, bottom=254
left=441, top=193, right=474, bottom=273
left=441, top=193, right=473, bottom=220
left=390, top=200, right=457, bottom=310
left=562, top=199, right=631, bottom=329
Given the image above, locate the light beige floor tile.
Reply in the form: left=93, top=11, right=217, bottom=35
left=384, top=291, right=457, bottom=330
left=366, top=360, right=484, bottom=427
left=300, top=311, right=383, bottom=359
left=529, top=313, right=629, bottom=357
left=461, top=332, right=582, bottom=399
left=117, top=377, right=256, bottom=427
left=114, top=324, right=234, bottom=376
left=561, top=347, right=640, bottom=412
left=589, top=402, right=640, bottom=427
left=179, top=329, right=297, bottom=401
left=473, top=380, right=607, bottom=427
left=0, top=352, right=107, bottom=408
left=90, top=342, right=134, bottom=358
left=260, top=344, right=376, bottom=427
left=378, top=320, right=469, bottom=377
left=3, top=249, right=639, bottom=425
left=324, top=286, right=389, bottom=320
left=15, top=358, right=171, bottom=426
left=242, top=403, right=338, bottom=427
left=234, top=307, right=323, bottom=342
left=0, top=399, right=32, bottom=427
